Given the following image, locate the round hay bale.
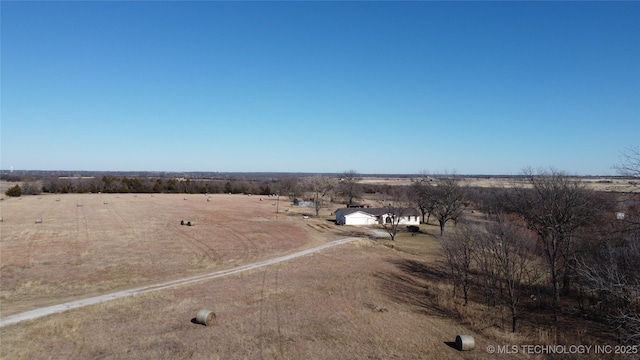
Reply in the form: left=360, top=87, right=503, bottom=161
left=195, top=309, right=216, bottom=326
left=0, top=216, right=3, bottom=222
left=455, top=335, right=475, bottom=351
left=180, top=220, right=184, bottom=225
left=35, top=218, right=43, bottom=224
left=187, top=221, right=192, bottom=226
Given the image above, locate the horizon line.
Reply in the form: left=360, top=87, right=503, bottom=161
left=0, top=169, right=627, bottom=178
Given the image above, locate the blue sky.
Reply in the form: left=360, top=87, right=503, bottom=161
left=1, top=1, right=638, bottom=175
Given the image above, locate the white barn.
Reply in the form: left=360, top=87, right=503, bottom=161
left=335, top=207, right=420, bottom=226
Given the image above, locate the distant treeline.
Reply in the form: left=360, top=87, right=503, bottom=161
left=0, top=170, right=347, bottom=182
left=2, top=172, right=406, bottom=196
left=6, top=175, right=387, bottom=197
left=39, top=176, right=279, bottom=195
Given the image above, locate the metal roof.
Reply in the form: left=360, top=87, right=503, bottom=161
left=336, top=207, right=420, bottom=217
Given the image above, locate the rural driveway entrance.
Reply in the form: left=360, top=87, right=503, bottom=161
left=0, top=237, right=360, bottom=328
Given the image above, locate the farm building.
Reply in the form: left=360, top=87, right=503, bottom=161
left=335, top=207, right=420, bottom=226
left=293, top=198, right=316, bottom=207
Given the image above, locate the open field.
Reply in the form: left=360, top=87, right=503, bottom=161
left=0, top=240, right=523, bottom=360
left=0, top=193, right=339, bottom=317
left=0, top=193, right=626, bottom=359
left=0, top=193, right=517, bottom=360
left=0, top=192, right=527, bottom=359
left=359, top=176, right=640, bottom=193
left=459, top=176, right=639, bottom=193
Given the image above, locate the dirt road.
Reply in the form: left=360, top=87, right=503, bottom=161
left=0, top=237, right=360, bottom=328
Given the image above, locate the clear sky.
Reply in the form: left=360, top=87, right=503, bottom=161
left=1, top=1, right=638, bottom=175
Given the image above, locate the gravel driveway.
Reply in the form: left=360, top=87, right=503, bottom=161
left=0, top=237, right=360, bottom=328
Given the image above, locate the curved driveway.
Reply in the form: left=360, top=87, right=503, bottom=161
left=0, top=237, right=360, bottom=328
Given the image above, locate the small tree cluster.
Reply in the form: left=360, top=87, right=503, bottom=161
left=502, top=168, right=606, bottom=321
left=302, top=175, right=336, bottom=216
left=410, top=174, right=466, bottom=235
left=574, top=197, right=640, bottom=343
left=439, top=218, right=540, bottom=332
left=450, top=166, right=637, bottom=338
left=411, top=177, right=438, bottom=224
left=439, top=224, right=476, bottom=306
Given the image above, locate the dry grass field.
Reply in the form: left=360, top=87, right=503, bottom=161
left=0, top=193, right=513, bottom=359
left=0, top=192, right=627, bottom=359
left=458, top=176, right=639, bottom=193
left=360, top=176, right=640, bottom=193
left=0, top=193, right=335, bottom=317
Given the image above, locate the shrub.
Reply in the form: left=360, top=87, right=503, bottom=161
left=5, top=184, right=22, bottom=197
left=22, top=181, right=42, bottom=195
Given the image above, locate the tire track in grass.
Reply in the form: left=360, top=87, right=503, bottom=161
left=259, top=268, right=267, bottom=359
left=164, top=198, right=225, bottom=264
left=25, top=196, right=59, bottom=267
left=73, top=202, right=90, bottom=265
left=103, top=197, right=138, bottom=242
left=165, top=222, right=220, bottom=264
left=215, top=222, right=260, bottom=263
left=1, top=197, right=60, bottom=306
left=0, top=237, right=361, bottom=327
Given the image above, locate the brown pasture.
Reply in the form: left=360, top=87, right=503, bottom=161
left=360, top=176, right=639, bottom=193
left=0, top=192, right=619, bottom=359
left=0, top=193, right=335, bottom=317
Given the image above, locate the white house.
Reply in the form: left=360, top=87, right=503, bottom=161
left=335, top=208, right=380, bottom=225
left=335, top=207, right=420, bottom=226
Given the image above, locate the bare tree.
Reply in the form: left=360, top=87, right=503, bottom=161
left=480, top=217, right=540, bottom=332
left=276, top=175, right=301, bottom=199
left=411, top=177, right=437, bottom=224
left=505, top=168, right=603, bottom=320
left=339, top=170, right=363, bottom=206
left=305, top=175, right=336, bottom=217
left=380, top=186, right=416, bottom=241
left=576, top=241, right=640, bottom=343
left=473, top=225, right=501, bottom=308
left=21, top=181, right=42, bottom=195
left=575, top=197, right=640, bottom=343
left=432, top=176, right=466, bottom=236
left=439, top=223, right=477, bottom=305
left=615, top=146, right=640, bottom=178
